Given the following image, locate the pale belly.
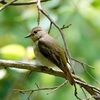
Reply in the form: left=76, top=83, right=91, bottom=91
left=34, top=44, right=56, bottom=67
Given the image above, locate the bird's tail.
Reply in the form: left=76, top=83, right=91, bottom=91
left=64, top=69, right=75, bottom=85
left=60, top=65, right=75, bottom=85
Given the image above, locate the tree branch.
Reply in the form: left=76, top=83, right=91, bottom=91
left=0, top=0, right=17, bottom=11
left=0, top=0, right=50, bottom=6
left=0, top=59, right=100, bottom=100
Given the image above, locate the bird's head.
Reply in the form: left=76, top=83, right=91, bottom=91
left=25, top=26, right=47, bottom=42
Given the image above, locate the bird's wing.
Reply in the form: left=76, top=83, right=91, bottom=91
left=38, top=39, right=65, bottom=67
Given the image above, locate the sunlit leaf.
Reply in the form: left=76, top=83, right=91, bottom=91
left=0, top=44, right=26, bottom=60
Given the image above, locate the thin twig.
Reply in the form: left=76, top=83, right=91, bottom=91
left=71, top=57, right=100, bottom=86
left=60, top=24, right=72, bottom=30
left=74, top=84, right=81, bottom=100
left=71, top=57, right=94, bottom=69
left=0, top=0, right=50, bottom=6
left=26, top=90, right=34, bottom=100
left=81, top=87, right=88, bottom=100
left=37, top=7, right=40, bottom=26
left=0, top=0, right=17, bottom=11
left=14, top=84, right=63, bottom=100
left=82, top=64, right=100, bottom=86
left=13, top=86, right=58, bottom=93
left=48, top=22, right=52, bottom=34
left=47, top=80, right=68, bottom=95
left=35, top=83, right=40, bottom=89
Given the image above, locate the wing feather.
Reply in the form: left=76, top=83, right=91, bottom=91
left=38, top=40, right=62, bottom=67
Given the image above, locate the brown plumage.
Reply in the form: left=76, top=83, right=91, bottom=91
left=25, top=26, right=75, bottom=85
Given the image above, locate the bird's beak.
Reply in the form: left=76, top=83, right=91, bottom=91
left=25, top=33, right=31, bottom=38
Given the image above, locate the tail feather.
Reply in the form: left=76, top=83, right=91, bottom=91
left=65, top=70, right=74, bottom=85
left=59, top=65, right=75, bottom=85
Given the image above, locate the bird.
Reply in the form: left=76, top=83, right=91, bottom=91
left=25, top=26, right=75, bottom=85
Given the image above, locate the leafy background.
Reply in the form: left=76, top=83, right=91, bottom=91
left=0, top=0, right=100, bottom=100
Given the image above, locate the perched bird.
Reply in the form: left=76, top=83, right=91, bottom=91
left=25, top=26, right=75, bottom=85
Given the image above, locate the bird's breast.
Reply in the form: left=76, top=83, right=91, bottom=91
left=34, top=42, right=55, bottom=67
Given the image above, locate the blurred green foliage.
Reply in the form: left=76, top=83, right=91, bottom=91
left=0, top=0, right=100, bottom=100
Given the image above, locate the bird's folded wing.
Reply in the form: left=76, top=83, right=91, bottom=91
left=38, top=40, right=64, bottom=67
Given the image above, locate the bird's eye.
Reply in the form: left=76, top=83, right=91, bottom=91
left=34, top=31, right=37, bottom=34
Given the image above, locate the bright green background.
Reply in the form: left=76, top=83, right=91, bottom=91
left=0, top=0, right=100, bottom=100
